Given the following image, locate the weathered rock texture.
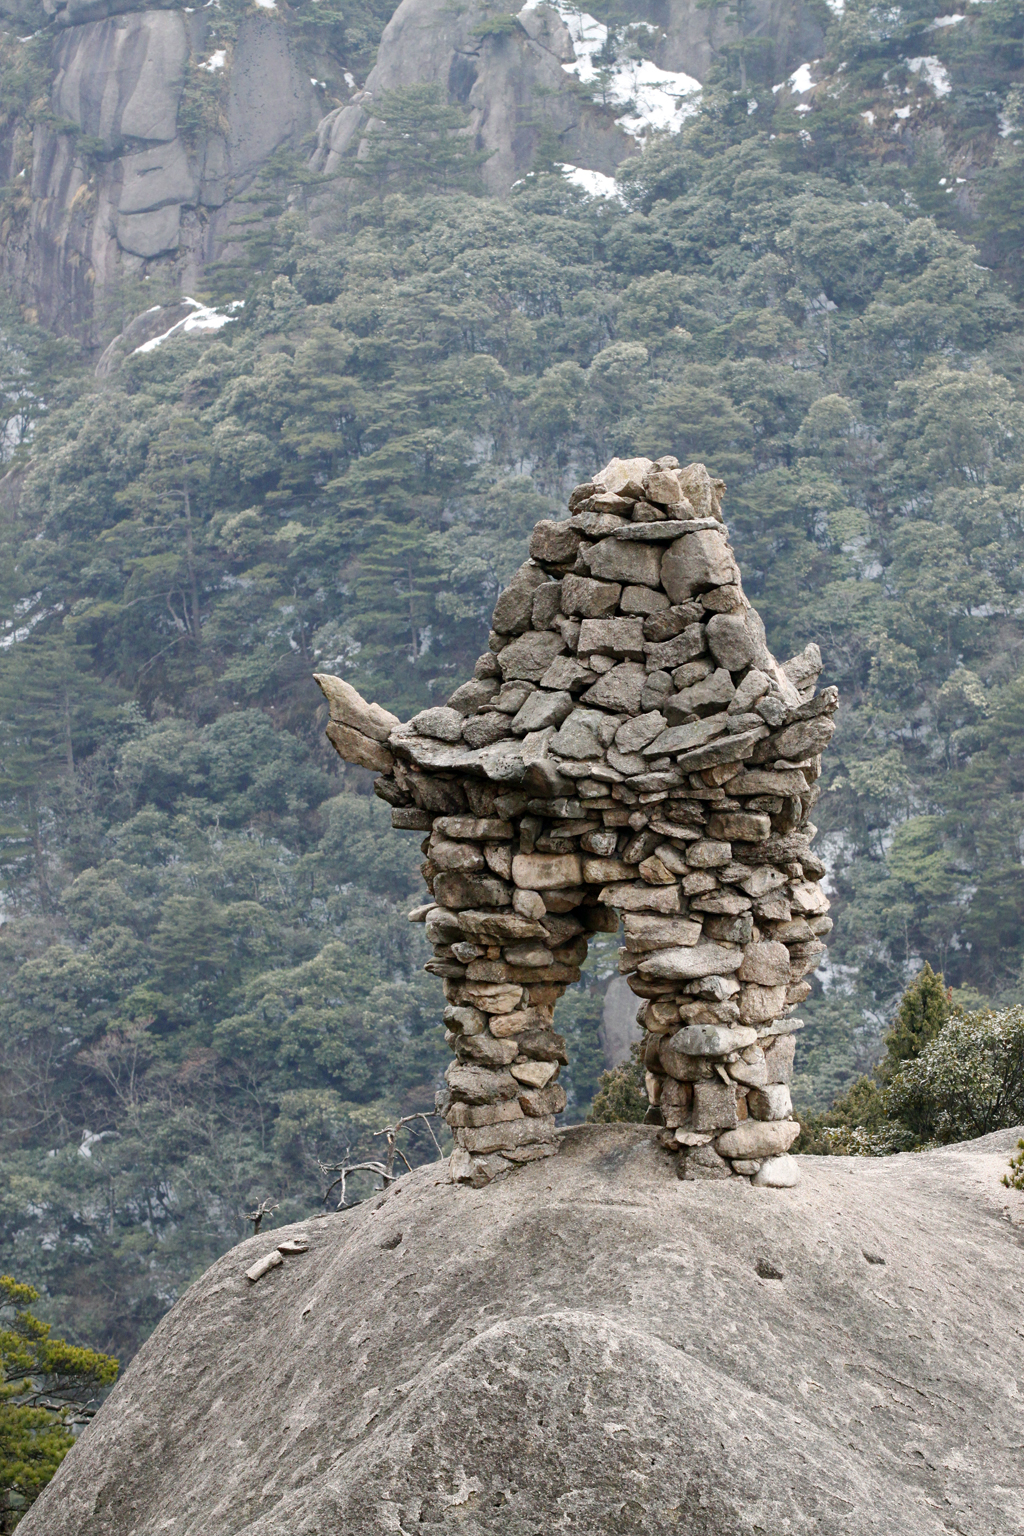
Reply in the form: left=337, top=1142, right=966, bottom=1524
left=317, top=453, right=837, bottom=1188
left=19, top=1124, right=1024, bottom=1536
left=312, top=0, right=825, bottom=196
left=1, top=0, right=826, bottom=340
left=1, top=5, right=320, bottom=342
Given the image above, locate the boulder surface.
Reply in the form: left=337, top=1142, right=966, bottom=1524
left=21, top=1124, right=1024, bottom=1536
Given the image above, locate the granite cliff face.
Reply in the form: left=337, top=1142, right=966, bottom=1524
left=1, top=0, right=825, bottom=345
left=17, top=1123, right=1024, bottom=1536
left=313, top=0, right=826, bottom=197
left=1, top=2, right=322, bottom=341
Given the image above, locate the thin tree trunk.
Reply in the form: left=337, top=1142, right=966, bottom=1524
left=61, top=682, right=74, bottom=775
left=407, top=557, right=418, bottom=660
left=183, top=485, right=202, bottom=645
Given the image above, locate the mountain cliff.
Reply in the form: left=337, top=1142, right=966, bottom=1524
left=1, top=1, right=324, bottom=341
left=311, top=0, right=825, bottom=196
left=0, top=0, right=825, bottom=344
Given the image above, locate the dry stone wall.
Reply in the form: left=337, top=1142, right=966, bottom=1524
left=315, top=453, right=836, bottom=1188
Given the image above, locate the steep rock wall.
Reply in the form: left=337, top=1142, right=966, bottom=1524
left=1, top=5, right=321, bottom=342
left=1, top=0, right=826, bottom=340
left=313, top=0, right=826, bottom=196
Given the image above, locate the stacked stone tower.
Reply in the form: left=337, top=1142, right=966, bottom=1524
left=315, top=454, right=836, bottom=1187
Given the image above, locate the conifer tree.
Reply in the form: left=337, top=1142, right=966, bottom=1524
left=343, top=85, right=492, bottom=197
left=878, top=963, right=951, bottom=1082
left=0, top=1276, right=118, bottom=1530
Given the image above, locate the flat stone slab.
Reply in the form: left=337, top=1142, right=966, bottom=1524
left=23, top=1123, right=1024, bottom=1536
left=612, top=517, right=725, bottom=540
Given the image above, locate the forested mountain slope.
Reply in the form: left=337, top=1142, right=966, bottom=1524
left=1, top=0, right=1023, bottom=1363
left=0, top=0, right=820, bottom=340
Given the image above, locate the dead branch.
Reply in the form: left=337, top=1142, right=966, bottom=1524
left=245, top=1197, right=278, bottom=1234
left=318, top=1113, right=445, bottom=1209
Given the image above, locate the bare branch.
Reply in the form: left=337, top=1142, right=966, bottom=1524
left=245, top=1197, right=278, bottom=1235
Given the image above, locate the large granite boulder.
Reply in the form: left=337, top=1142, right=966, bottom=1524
left=2, top=6, right=320, bottom=342
left=19, top=1123, right=1024, bottom=1535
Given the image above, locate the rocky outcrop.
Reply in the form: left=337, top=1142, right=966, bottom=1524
left=313, top=0, right=629, bottom=196
left=313, top=0, right=826, bottom=196
left=19, top=1123, right=1024, bottom=1535
left=317, top=453, right=836, bottom=1187
left=2, top=0, right=827, bottom=338
left=1, top=6, right=320, bottom=341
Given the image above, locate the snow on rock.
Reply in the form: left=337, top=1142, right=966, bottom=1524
left=905, top=55, right=952, bottom=96
left=521, top=0, right=701, bottom=137
left=557, top=163, right=623, bottom=199
left=133, top=298, right=240, bottom=355
left=787, top=60, right=817, bottom=94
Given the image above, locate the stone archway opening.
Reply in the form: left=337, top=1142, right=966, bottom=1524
left=316, top=452, right=836, bottom=1188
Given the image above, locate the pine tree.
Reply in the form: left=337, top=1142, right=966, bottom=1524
left=878, top=962, right=951, bottom=1082
left=587, top=1042, right=648, bottom=1124
left=0, top=1276, right=118, bottom=1531
left=343, top=85, right=492, bottom=198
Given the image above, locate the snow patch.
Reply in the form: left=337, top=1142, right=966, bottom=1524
left=861, top=109, right=875, bottom=124
left=1, top=599, right=63, bottom=650
left=133, top=298, right=240, bottom=356
left=557, top=163, right=623, bottom=200
left=905, top=55, right=952, bottom=96
left=927, top=11, right=964, bottom=25
left=519, top=0, right=701, bottom=136
left=200, top=48, right=225, bottom=71
left=825, top=0, right=844, bottom=13
left=788, top=61, right=817, bottom=95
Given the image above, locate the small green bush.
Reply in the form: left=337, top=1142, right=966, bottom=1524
left=587, top=1042, right=648, bottom=1124
left=1003, top=1139, right=1024, bottom=1191
left=883, top=1005, right=1024, bottom=1145
left=811, top=1004, right=1024, bottom=1156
